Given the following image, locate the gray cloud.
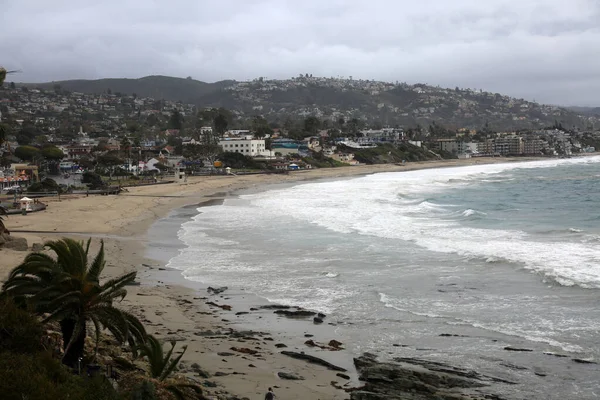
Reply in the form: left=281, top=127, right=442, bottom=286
left=2, top=0, right=599, bottom=105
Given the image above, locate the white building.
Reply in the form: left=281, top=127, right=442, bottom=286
left=220, top=138, right=268, bottom=156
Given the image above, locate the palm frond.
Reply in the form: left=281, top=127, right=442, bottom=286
left=7, top=252, right=57, bottom=280
left=160, top=343, right=187, bottom=382
left=93, top=305, right=129, bottom=329
left=99, top=271, right=137, bottom=294
left=90, top=316, right=102, bottom=362
left=86, top=240, right=105, bottom=283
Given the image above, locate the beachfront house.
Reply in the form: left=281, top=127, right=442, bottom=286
left=219, top=138, right=270, bottom=157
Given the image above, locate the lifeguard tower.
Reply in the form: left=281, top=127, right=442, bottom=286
left=176, top=167, right=186, bottom=183
left=20, top=197, right=33, bottom=212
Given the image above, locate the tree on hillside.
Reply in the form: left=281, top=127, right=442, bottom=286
left=14, top=145, right=40, bottom=161
left=347, top=118, right=360, bottom=136
left=120, top=136, right=131, bottom=161
left=304, top=116, right=321, bottom=135
left=197, top=107, right=232, bottom=135
left=41, top=146, right=64, bottom=161
left=214, top=113, right=229, bottom=135
left=1, top=238, right=147, bottom=366
left=168, top=110, right=184, bottom=130
left=0, top=124, right=7, bottom=147
left=97, top=152, right=125, bottom=178
left=16, top=125, right=41, bottom=145
left=251, top=115, right=272, bottom=139
left=194, top=128, right=221, bottom=165
left=41, top=146, right=65, bottom=174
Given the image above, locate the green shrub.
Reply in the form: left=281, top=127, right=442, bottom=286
left=0, top=299, right=122, bottom=400
left=0, top=351, right=121, bottom=400
left=0, top=297, right=44, bottom=353
left=27, top=178, right=61, bottom=193
left=130, top=380, right=157, bottom=400
left=220, top=152, right=262, bottom=169
left=82, top=171, right=106, bottom=189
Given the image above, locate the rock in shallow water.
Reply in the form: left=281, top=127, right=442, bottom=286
left=274, top=309, right=316, bottom=318
left=503, top=346, right=533, bottom=352
left=207, top=286, right=228, bottom=294
left=350, top=353, right=513, bottom=400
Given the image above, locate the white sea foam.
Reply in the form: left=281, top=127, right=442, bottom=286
left=230, top=157, right=600, bottom=288
left=461, top=209, right=487, bottom=217
left=171, top=156, right=600, bottom=296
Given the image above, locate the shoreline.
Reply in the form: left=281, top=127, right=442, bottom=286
left=0, top=156, right=590, bottom=399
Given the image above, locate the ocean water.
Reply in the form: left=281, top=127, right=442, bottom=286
left=167, top=157, right=600, bottom=399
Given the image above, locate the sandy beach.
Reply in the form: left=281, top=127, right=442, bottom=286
left=0, top=157, right=551, bottom=399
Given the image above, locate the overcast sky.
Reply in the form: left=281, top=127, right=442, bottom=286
left=2, top=0, right=599, bottom=105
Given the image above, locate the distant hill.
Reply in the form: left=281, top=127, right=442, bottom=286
left=29, top=75, right=235, bottom=104
left=566, top=106, right=600, bottom=117
left=26, top=75, right=598, bottom=130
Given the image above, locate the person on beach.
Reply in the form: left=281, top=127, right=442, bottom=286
left=265, top=387, right=275, bottom=400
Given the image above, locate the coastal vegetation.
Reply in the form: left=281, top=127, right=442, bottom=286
left=344, top=142, right=441, bottom=164
left=0, top=238, right=206, bottom=400
left=134, top=335, right=203, bottom=399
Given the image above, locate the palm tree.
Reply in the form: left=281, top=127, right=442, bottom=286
left=0, top=67, right=21, bottom=86
left=0, top=205, right=8, bottom=235
left=137, top=335, right=204, bottom=400
left=1, top=238, right=147, bottom=366
left=0, top=124, right=6, bottom=147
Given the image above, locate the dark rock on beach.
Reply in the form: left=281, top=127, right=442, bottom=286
left=230, top=347, right=258, bottom=355
left=572, top=358, right=597, bottom=364
left=274, top=309, right=316, bottom=318
left=313, top=317, right=324, bottom=324
left=2, top=236, right=28, bottom=251
left=350, top=353, right=514, bottom=400
left=277, top=371, right=304, bottom=380
left=280, top=351, right=347, bottom=372
left=207, top=286, right=228, bottom=295
left=206, top=301, right=232, bottom=311
left=259, top=304, right=292, bottom=310
left=504, top=346, right=533, bottom=352
left=31, top=242, right=44, bottom=252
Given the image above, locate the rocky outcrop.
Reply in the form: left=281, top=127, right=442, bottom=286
left=274, top=309, right=316, bottom=318
left=277, top=371, right=304, bottom=380
left=207, top=286, right=228, bottom=295
left=0, top=235, right=28, bottom=251
left=280, top=351, right=347, bottom=372
left=350, top=353, right=513, bottom=400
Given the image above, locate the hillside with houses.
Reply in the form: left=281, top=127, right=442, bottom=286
left=1, top=79, right=600, bottom=194
left=25, top=75, right=599, bottom=131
